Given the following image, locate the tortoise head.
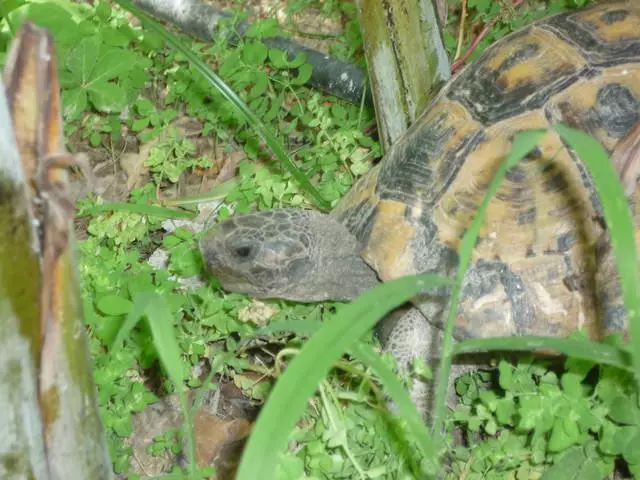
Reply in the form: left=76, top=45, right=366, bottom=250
left=199, top=208, right=379, bottom=302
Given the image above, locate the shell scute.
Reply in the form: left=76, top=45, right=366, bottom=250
left=449, top=27, right=586, bottom=124
left=377, top=99, right=485, bottom=211
left=545, top=65, right=640, bottom=150
left=338, top=1, right=640, bottom=340
left=546, top=4, right=640, bottom=57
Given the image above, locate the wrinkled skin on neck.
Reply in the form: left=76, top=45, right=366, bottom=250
left=199, top=209, right=380, bottom=302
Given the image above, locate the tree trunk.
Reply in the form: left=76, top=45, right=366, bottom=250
left=356, top=0, right=450, bottom=152
left=0, top=22, right=113, bottom=480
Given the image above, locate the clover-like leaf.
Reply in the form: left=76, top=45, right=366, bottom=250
left=622, top=426, right=640, bottom=464
left=269, top=48, right=290, bottom=68
left=607, top=395, right=640, bottom=425
left=292, top=63, right=313, bottom=86
left=548, top=417, right=578, bottom=453
left=242, top=42, right=269, bottom=66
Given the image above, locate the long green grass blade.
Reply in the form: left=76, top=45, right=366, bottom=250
left=452, top=336, right=632, bottom=371
left=431, top=129, right=547, bottom=442
left=111, top=293, right=199, bottom=477
left=350, top=343, right=440, bottom=475
left=552, top=124, right=640, bottom=387
left=236, top=273, right=453, bottom=480
left=164, top=178, right=239, bottom=206
left=81, top=202, right=197, bottom=219
left=113, top=0, right=331, bottom=211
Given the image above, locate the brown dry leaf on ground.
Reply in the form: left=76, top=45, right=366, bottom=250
left=125, top=382, right=258, bottom=479
left=194, top=414, right=252, bottom=479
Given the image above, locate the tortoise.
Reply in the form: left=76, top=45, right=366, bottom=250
left=200, top=1, right=640, bottom=405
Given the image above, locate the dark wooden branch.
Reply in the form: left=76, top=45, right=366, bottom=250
left=132, top=0, right=372, bottom=106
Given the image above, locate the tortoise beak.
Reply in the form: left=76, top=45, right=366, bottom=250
left=200, top=225, right=226, bottom=273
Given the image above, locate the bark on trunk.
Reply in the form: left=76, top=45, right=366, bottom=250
left=355, top=0, right=450, bottom=152
left=0, top=23, right=113, bottom=480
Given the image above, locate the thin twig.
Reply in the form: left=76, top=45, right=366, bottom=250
left=454, top=0, right=468, bottom=61
left=451, top=0, right=525, bottom=73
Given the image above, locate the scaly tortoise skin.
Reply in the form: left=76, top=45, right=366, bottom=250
left=201, top=2, right=640, bottom=360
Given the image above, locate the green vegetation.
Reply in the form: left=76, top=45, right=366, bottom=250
left=2, top=0, right=638, bottom=479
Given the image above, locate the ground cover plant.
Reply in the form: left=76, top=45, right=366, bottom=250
left=1, top=0, right=638, bottom=479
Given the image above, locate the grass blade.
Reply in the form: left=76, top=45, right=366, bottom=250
left=164, top=178, right=239, bottom=206
left=452, top=336, right=632, bottom=371
left=113, top=0, right=331, bottom=211
left=81, top=202, right=197, bottom=219
left=431, top=129, right=548, bottom=441
left=236, top=273, right=453, bottom=480
left=110, top=293, right=199, bottom=477
left=350, top=342, right=440, bottom=475
left=552, top=124, right=640, bottom=387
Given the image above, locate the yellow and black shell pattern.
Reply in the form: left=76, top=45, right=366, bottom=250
left=333, top=1, right=640, bottom=341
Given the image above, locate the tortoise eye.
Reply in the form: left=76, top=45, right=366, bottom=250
left=233, top=245, right=253, bottom=259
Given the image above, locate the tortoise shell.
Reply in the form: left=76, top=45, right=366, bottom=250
left=332, top=1, right=640, bottom=340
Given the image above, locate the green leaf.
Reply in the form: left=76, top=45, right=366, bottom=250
left=596, top=364, right=635, bottom=402
left=235, top=273, right=453, bottom=480
left=608, top=395, right=640, bottom=425
left=26, top=3, right=80, bottom=46
left=93, top=48, right=140, bottom=83
left=245, top=18, right=281, bottom=39
left=518, top=395, right=545, bottom=431
left=541, top=446, right=601, bottom=480
left=141, top=31, right=164, bottom=50
left=0, top=0, right=25, bottom=16
left=101, top=27, right=131, bottom=47
left=495, top=397, right=516, bottom=425
left=88, top=81, right=127, bottom=113
left=269, top=48, right=290, bottom=68
left=131, top=117, right=150, bottom=132
left=599, top=420, right=619, bottom=455
left=95, top=1, right=112, bottom=20
left=97, top=295, right=133, bottom=316
left=622, top=427, right=640, bottom=464
left=287, top=53, right=307, bottom=69
left=248, top=72, right=268, bottom=99
left=62, top=88, right=88, bottom=120
left=564, top=356, right=595, bottom=380
left=498, top=360, right=514, bottom=390
left=242, top=42, right=268, bottom=65
left=610, top=425, right=640, bottom=463
left=292, top=64, right=313, bottom=85
left=92, top=315, right=124, bottom=346
left=136, top=98, right=155, bottom=116
left=113, top=0, right=330, bottom=210
left=552, top=124, right=640, bottom=389
left=561, top=372, right=584, bottom=398
left=89, top=132, right=102, bottom=147
left=478, top=390, right=498, bottom=411
left=67, top=36, right=101, bottom=85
